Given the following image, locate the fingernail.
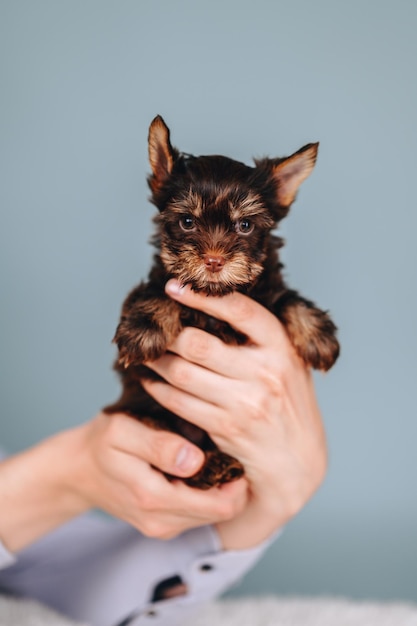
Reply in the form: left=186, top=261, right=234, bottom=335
left=175, top=444, right=202, bottom=473
left=166, top=279, right=185, bottom=296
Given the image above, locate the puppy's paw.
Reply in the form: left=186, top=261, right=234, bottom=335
left=114, top=319, right=168, bottom=367
left=279, top=299, right=340, bottom=371
left=184, top=449, right=244, bottom=490
left=295, top=313, right=340, bottom=371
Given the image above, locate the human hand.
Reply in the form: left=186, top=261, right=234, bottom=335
left=0, top=412, right=247, bottom=553
left=141, top=279, right=328, bottom=550
left=69, top=411, right=248, bottom=539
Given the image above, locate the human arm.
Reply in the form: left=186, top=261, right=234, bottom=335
left=0, top=509, right=275, bottom=626
left=142, top=279, right=328, bottom=550
left=0, top=430, right=261, bottom=626
left=0, top=279, right=325, bottom=625
left=0, top=417, right=252, bottom=625
left=0, top=279, right=328, bottom=625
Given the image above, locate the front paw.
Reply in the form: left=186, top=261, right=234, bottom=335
left=184, top=449, right=244, bottom=490
left=296, top=312, right=340, bottom=371
left=278, top=298, right=340, bottom=371
left=114, top=319, right=168, bottom=367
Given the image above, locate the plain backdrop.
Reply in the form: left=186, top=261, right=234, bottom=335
left=1, top=0, right=416, bottom=604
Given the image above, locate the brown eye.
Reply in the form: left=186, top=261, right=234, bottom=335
left=179, top=215, right=196, bottom=231
left=236, top=219, right=254, bottom=235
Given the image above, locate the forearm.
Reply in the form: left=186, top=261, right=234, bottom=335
left=0, top=428, right=87, bottom=553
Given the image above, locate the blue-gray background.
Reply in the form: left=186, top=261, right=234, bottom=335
left=1, top=0, right=416, bottom=603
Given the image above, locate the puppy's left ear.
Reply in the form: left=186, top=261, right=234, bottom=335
left=148, top=115, right=178, bottom=194
left=270, top=143, right=319, bottom=207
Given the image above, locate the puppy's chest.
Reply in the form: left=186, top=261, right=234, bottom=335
left=179, top=305, right=247, bottom=345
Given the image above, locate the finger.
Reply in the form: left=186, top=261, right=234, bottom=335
left=165, top=326, right=252, bottom=379
left=163, top=476, right=248, bottom=523
left=115, top=449, right=248, bottom=524
left=141, top=377, right=227, bottom=434
left=165, top=279, right=289, bottom=348
left=145, top=352, right=237, bottom=406
left=101, top=412, right=205, bottom=478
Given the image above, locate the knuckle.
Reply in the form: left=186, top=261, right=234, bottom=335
left=183, top=328, right=211, bottom=361
left=163, top=386, right=187, bottom=418
left=247, top=402, right=267, bottom=423
left=169, top=360, right=191, bottom=387
left=220, top=416, right=245, bottom=441
left=259, top=367, right=285, bottom=400
left=134, top=487, right=157, bottom=513
left=241, top=390, right=269, bottom=424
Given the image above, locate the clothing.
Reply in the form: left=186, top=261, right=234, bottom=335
left=0, top=450, right=278, bottom=626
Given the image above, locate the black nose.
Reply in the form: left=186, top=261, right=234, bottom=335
left=204, top=254, right=225, bottom=273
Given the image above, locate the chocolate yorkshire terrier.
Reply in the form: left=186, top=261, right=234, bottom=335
left=104, top=115, right=339, bottom=489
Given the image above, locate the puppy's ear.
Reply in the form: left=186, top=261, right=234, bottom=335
left=148, top=115, right=178, bottom=194
left=269, top=143, right=319, bottom=207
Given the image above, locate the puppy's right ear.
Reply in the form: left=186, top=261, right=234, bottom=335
left=148, top=116, right=177, bottom=194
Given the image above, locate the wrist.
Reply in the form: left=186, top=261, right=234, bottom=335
left=215, top=467, right=326, bottom=551
left=215, top=495, right=287, bottom=551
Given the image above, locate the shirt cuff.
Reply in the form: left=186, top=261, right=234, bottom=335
left=189, top=525, right=283, bottom=600
left=127, top=526, right=282, bottom=625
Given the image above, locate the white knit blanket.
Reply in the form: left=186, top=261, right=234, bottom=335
left=190, top=597, right=417, bottom=626
left=1, top=595, right=417, bottom=626
left=0, top=596, right=86, bottom=625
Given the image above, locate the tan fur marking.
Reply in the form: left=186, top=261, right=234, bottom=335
left=148, top=116, right=174, bottom=177
left=281, top=300, right=339, bottom=371
left=169, top=189, right=203, bottom=217
left=230, top=192, right=265, bottom=222
left=273, top=143, right=318, bottom=206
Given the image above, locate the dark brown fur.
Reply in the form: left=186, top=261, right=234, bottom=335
left=104, top=115, right=339, bottom=489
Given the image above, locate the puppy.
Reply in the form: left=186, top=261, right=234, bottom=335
left=104, top=115, right=339, bottom=489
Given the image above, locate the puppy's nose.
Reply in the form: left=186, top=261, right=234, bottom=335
left=204, top=254, right=225, bottom=273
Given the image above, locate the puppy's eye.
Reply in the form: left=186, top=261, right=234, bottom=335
left=236, top=219, right=254, bottom=235
left=179, top=215, right=196, bottom=231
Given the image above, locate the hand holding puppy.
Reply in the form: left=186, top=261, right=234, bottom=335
left=142, top=281, right=328, bottom=549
